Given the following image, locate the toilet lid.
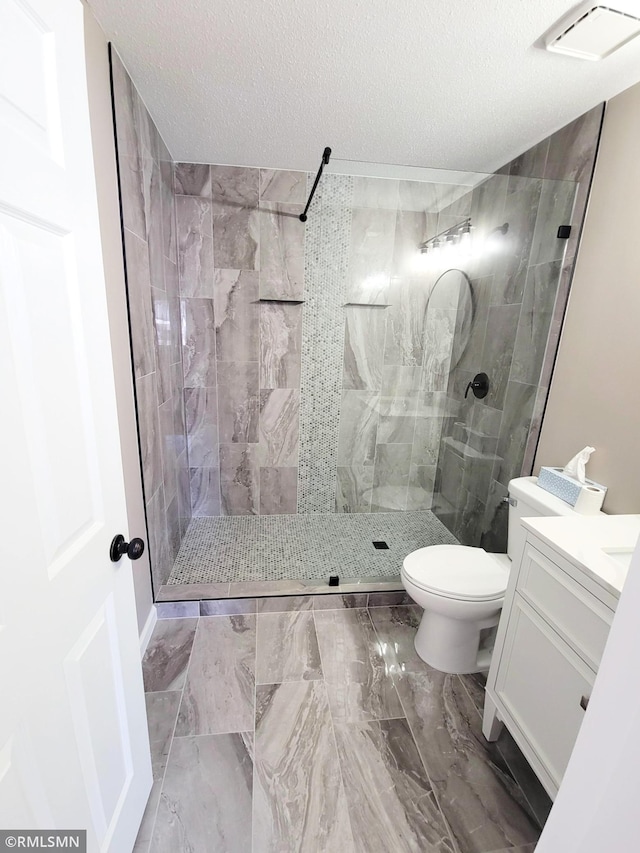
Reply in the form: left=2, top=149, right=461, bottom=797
left=402, top=545, right=509, bottom=601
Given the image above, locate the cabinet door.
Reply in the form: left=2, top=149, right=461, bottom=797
left=518, top=543, right=613, bottom=669
left=495, top=594, right=594, bottom=790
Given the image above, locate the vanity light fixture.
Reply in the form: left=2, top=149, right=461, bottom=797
left=419, top=218, right=472, bottom=254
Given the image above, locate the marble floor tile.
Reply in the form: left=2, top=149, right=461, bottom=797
left=151, top=732, right=253, bottom=853
left=175, top=615, right=256, bottom=735
left=132, top=781, right=161, bottom=853
left=256, top=611, right=323, bottom=684
left=156, top=581, right=230, bottom=601
left=458, top=671, right=487, bottom=715
left=314, top=608, right=404, bottom=722
left=230, top=578, right=333, bottom=598
left=256, top=595, right=314, bottom=613
left=349, top=577, right=410, bottom=597
left=369, top=605, right=427, bottom=674
left=253, top=681, right=355, bottom=853
left=394, top=669, right=540, bottom=852
left=313, top=593, right=369, bottom=610
left=142, top=618, right=198, bottom=693
left=495, top=728, right=552, bottom=830
left=145, top=691, right=181, bottom=780
left=156, top=601, right=200, bottom=619
left=334, top=718, right=454, bottom=852
left=201, top=597, right=257, bottom=616
left=368, top=591, right=412, bottom=607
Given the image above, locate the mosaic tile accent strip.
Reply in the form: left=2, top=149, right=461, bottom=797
left=297, top=173, right=355, bottom=512
left=168, top=510, right=457, bottom=585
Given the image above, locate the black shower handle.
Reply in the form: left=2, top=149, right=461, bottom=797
left=465, top=372, right=490, bottom=399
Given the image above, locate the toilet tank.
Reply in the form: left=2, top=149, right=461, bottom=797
left=507, top=476, right=577, bottom=563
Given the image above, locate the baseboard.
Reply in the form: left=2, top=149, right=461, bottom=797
left=139, top=605, right=157, bottom=659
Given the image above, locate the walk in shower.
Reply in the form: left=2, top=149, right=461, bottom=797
left=109, top=49, right=603, bottom=600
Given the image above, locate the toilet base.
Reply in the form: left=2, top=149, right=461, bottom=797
left=414, top=609, right=500, bottom=674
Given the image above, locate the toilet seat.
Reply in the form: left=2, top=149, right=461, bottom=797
left=402, top=544, right=509, bottom=602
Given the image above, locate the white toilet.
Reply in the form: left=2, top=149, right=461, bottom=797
left=402, top=476, right=576, bottom=674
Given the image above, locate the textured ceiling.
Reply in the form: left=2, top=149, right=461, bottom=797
left=88, top=0, right=640, bottom=173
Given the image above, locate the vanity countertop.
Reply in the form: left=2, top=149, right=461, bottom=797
left=522, top=514, right=640, bottom=599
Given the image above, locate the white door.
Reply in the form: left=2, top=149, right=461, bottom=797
left=0, top=0, right=152, bottom=850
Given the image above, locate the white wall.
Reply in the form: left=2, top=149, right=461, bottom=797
left=83, top=2, right=154, bottom=634
left=535, top=82, right=640, bottom=515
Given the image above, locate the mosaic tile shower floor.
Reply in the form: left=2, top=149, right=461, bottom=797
left=168, top=511, right=458, bottom=585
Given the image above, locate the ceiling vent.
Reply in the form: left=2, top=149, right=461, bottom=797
left=545, top=4, right=640, bottom=60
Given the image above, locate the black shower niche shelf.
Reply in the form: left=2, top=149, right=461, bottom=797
left=258, top=298, right=305, bottom=304
left=343, top=302, right=390, bottom=308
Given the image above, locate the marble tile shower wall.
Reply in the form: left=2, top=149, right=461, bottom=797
left=175, top=164, right=471, bottom=516
left=111, top=53, right=191, bottom=591
left=432, top=105, right=604, bottom=550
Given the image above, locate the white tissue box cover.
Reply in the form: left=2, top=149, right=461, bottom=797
left=538, top=467, right=607, bottom=506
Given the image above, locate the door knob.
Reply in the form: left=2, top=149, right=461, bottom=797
left=110, top=534, right=145, bottom=563
left=464, top=372, right=490, bottom=399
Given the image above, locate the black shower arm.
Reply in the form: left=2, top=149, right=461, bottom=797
left=299, top=147, right=331, bottom=222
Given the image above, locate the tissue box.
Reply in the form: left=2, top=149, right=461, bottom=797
left=537, top=467, right=607, bottom=507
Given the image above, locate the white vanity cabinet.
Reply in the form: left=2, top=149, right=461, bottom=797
left=483, top=528, right=619, bottom=799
